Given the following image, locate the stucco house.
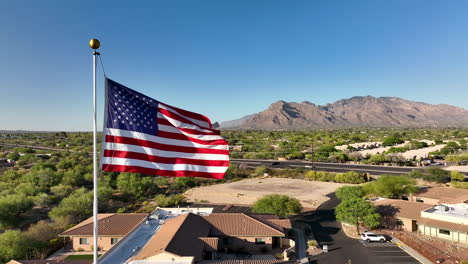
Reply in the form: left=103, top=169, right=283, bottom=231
left=375, top=195, right=468, bottom=245
left=129, top=213, right=293, bottom=263
left=60, top=213, right=148, bottom=251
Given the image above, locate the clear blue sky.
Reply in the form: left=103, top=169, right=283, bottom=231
left=1, top=0, right=468, bottom=131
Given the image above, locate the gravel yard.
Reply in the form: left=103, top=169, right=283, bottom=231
left=184, top=177, right=348, bottom=210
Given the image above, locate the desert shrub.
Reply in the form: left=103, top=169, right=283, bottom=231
left=334, top=171, right=367, bottom=184
left=452, top=181, right=468, bottom=189
left=252, top=194, right=302, bottom=218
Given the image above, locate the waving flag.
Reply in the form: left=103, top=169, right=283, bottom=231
left=101, top=78, right=229, bottom=179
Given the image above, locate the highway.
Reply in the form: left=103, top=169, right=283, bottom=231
left=2, top=143, right=465, bottom=177
left=231, top=159, right=423, bottom=176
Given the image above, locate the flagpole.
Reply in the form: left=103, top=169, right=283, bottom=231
left=89, top=38, right=100, bottom=264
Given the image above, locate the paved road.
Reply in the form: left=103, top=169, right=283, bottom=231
left=292, top=194, right=421, bottom=264
left=232, top=158, right=423, bottom=176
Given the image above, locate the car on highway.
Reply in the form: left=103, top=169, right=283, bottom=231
left=271, top=162, right=280, bottom=166
left=360, top=232, right=386, bottom=243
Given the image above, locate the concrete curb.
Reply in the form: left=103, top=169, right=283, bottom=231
left=392, top=237, right=433, bottom=264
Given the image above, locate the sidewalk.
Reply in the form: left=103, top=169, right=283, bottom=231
left=392, top=237, right=433, bottom=264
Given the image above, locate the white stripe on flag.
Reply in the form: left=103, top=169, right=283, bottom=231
left=157, top=112, right=214, bottom=134
left=158, top=104, right=210, bottom=129
left=157, top=124, right=224, bottom=141
left=105, top=128, right=228, bottom=150
left=103, top=142, right=230, bottom=160
left=101, top=157, right=228, bottom=173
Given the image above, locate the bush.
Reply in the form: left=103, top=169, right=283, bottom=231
left=452, top=181, right=468, bottom=189
left=365, top=175, right=418, bottom=198
left=252, top=194, right=302, bottom=218
left=336, top=186, right=365, bottom=200
left=307, top=240, right=318, bottom=247
left=153, top=194, right=186, bottom=207
left=450, top=171, right=465, bottom=182
left=408, top=167, right=450, bottom=183
left=334, top=171, right=367, bottom=184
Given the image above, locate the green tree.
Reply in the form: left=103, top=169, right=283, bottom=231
left=365, top=175, right=418, bottom=198
left=49, top=188, right=93, bottom=222
left=369, top=154, right=386, bottom=165
left=315, top=144, right=338, bottom=160
left=50, top=184, right=73, bottom=199
left=335, top=198, right=381, bottom=234
left=0, top=195, right=34, bottom=227
left=334, top=171, right=367, bottom=184
left=254, top=166, right=270, bottom=176
left=175, top=177, right=196, bottom=189
left=6, top=152, right=20, bottom=160
left=408, top=167, right=450, bottom=183
left=382, top=136, right=404, bottom=147
left=116, top=173, right=157, bottom=200
left=450, top=171, right=465, bottom=182
left=336, top=186, right=365, bottom=200
left=252, top=194, right=302, bottom=218
left=0, top=230, right=35, bottom=262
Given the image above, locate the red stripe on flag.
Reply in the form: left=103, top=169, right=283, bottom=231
left=102, top=164, right=225, bottom=179
left=159, top=102, right=212, bottom=129
left=106, top=135, right=229, bottom=155
left=157, top=130, right=227, bottom=146
left=157, top=118, right=221, bottom=135
left=103, top=150, right=230, bottom=166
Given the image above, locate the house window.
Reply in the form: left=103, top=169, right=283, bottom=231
left=111, top=238, right=120, bottom=245
left=439, top=229, right=450, bottom=235
left=416, top=198, right=424, bottom=203
left=79, top=238, right=89, bottom=245
left=255, top=238, right=266, bottom=244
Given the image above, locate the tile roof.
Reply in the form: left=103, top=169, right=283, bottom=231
left=205, top=214, right=286, bottom=237
left=130, top=213, right=290, bottom=261
left=199, top=237, right=219, bottom=251
left=374, top=199, right=433, bottom=221
left=246, top=214, right=292, bottom=231
left=418, top=218, right=468, bottom=233
left=415, top=187, right=468, bottom=200
left=131, top=213, right=211, bottom=261
left=60, top=213, right=147, bottom=237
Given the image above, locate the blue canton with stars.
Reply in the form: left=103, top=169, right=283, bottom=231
left=106, top=79, right=159, bottom=135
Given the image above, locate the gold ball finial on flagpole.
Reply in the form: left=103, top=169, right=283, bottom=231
left=89, top=39, right=100, bottom=49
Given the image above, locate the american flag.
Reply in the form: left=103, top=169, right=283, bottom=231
left=100, top=78, right=229, bottom=179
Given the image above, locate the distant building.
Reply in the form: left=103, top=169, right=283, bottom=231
left=406, top=187, right=468, bottom=205
left=60, top=213, right=148, bottom=252
left=375, top=193, right=468, bottom=245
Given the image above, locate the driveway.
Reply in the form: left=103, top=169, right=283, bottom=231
left=292, top=193, right=421, bottom=264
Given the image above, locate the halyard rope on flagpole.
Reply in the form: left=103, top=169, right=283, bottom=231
left=89, top=38, right=100, bottom=264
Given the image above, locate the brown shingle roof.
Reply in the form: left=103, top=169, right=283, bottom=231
left=131, top=213, right=211, bottom=261
left=374, top=199, right=433, bottom=221
left=415, top=187, right=468, bottom=200
left=418, top=218, right=468, bottom=233
left=205, top=213, right=286, bottom=237
left=60, top=213, right=147, bottom=237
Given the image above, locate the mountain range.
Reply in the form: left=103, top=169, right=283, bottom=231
left=220, top=96, right=468, bottom=130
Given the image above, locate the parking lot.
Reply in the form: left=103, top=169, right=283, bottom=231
left=359, top=241, right=421, bottom=264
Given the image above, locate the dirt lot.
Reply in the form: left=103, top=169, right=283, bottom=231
left=184, top=177, right=348, bottom=210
